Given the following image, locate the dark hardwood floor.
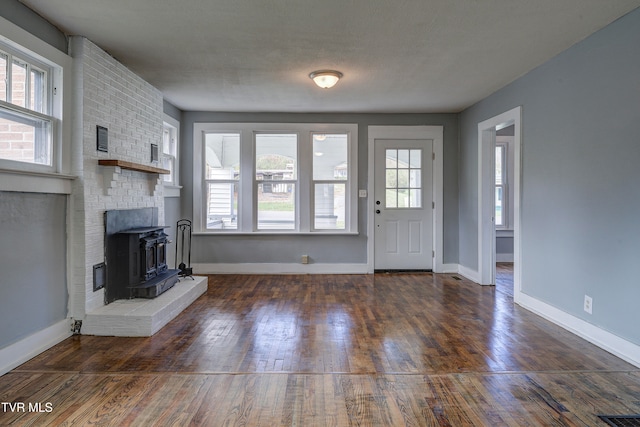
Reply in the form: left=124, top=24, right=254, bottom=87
left=1, top=272, right=639, bottom=426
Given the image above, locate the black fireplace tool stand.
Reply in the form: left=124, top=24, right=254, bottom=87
left=175, top=219, right=194, bottom=279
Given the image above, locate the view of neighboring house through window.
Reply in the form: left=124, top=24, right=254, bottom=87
left=194, top=123, right=358, bottom=233
left=205, top=133, right=240, bottom=229
left=256, top=133, right=297, bottom=230
left=313, top=133, right=348, bottom=230
left=495, top=143, right=507, bottom=228
left=0, top=47, right=53, bottom=168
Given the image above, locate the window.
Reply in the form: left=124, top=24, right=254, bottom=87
left=0, top=46, right=55, bottom=169
left=194, top=123, right=357, bottom=233
left=256, top=133, right=297, bottom=230
left=162, top=116, right=179, bottom=186
left=495, top=143, right=507, bottom=228
left=384, top=148, right=422, bottom=208
left=204, top=133, right=239, bottom=229
left=313, top=133, right=348, bottom=230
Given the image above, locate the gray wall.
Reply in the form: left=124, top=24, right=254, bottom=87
left=0, top=192, right=68, bottom=348
left=163, top=100, right=183, bottom=269
left=163, top=99, right=182, bottom=122
left=459, top=8, right=640, bottom=345
left=164, top=197, right=182, bottom=269
left=181, top=112, right=459, bottom=266
left=0, top=0, right=67, bottom=53
left=0, top=1, right=69, bottom=350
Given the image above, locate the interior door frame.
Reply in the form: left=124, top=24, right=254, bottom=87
left=477, top=107, right=522, bottom=297
left=367, top=126, right=443, bottom=273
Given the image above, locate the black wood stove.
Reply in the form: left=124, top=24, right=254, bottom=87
left=104, top=208, right=179, bottom=303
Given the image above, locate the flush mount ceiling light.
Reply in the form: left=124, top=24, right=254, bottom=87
left=309, top=70, right=343, bottom=89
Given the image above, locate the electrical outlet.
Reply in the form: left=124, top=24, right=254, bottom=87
left=301, top=255, right=309, bottom=264
left=584, top=295, right=593, bottom=314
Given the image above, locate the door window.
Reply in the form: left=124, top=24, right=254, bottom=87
left=385, top=149, right=422, bottom=208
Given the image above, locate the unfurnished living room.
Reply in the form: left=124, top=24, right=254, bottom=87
left=1, top=1, right=640, bottom=426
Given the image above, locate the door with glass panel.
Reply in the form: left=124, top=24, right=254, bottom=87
left=374, top=139, right=433, bottom=270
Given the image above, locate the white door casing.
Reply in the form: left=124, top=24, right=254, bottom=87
left=477, top=107, right=522, bottom=295
left=367, top=126, right=444, bottom=273
left=374, top=139, right=433, bottom=270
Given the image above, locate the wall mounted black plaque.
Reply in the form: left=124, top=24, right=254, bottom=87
left=150, top=143, right=158, bottom=162
left=97, top=125, right=108, bottom=152
left=93, top=262, right=106, bottom=291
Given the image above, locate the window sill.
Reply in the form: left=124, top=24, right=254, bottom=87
left=163, top=185, right=182, bottom=198
left=193, top=231, right=360, bottom=236
left=0, top=168, right=76, bottom=194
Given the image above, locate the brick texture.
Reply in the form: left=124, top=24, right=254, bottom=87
left=69, top=37, right=165, bottom=316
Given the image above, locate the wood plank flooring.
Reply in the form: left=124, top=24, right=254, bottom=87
left=1, top=272, right=639, bottom=426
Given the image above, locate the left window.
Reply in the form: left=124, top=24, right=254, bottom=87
left=0, top=46, right=54, bottom=168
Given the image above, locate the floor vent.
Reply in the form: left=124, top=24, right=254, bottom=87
left=598, top=415, right=640, bottom=426
left=451, top=275, right=462, bottom=280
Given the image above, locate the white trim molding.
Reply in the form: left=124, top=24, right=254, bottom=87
left=193, top=263, right=370, bottom=275
left=477, top=106, right=522, bottom=287
left=0, top=319, right=72, bottom=376
left=367, top=125, right=444, bottom=273
left=517, top=292, right=640, bottom=368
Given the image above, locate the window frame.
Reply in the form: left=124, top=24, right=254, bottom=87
left=0, top=25, right=67, bottom=181
left=0, top=43, right=57, bottom=172
left=311, top=133, right=351, bottom=231
left=204, top=132, right=241, bottom=230
left=162, top=114, right=181, bottom=197
left=193, top=123, right=358, bottom=234
left=254, top=131, right=299, bottom=231
left=495, top=142, right=508, bottom=229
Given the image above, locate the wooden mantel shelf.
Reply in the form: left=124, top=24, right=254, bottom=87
left=98, top=159, right=170, bottom=174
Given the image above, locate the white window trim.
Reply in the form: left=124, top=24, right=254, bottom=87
left=495, top=142, right=508, bottom=229
left=193, top=122, right=358, bottom=234
left=0, top=15, right=72, bottom=193
left=162, top=113, right=181, bottom=197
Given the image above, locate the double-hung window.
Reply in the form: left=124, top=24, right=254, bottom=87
left=255, top=133, right=297, bottom=230
left=0, top=44, right=56, bottom=170
left=194, top=123, right=357, bottom=233
left=313, top=133, right=349, bottom=230
left=495, top=143, right=507, bottom=228
left=204, top=132, right=240, bottom=229
left=161, top=118, right=178, bottom=185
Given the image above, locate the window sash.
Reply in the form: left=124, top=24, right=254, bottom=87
left=0, top=43, right=55, bottom=172
left=312, top=181, right=347, bottom=231
left=0, top=101, right=53, bottom=167
left=1, top=49, right=49, bottom=114
left=495, top=143, right=508, bottom=228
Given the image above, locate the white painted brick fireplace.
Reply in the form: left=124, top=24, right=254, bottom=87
left=68, top=37, right=205, bottom=336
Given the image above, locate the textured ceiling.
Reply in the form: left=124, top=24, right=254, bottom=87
left=20, top=0, right=640, bottom=113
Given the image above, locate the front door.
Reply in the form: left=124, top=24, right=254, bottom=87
left=374, top=139, right=433, bottom=270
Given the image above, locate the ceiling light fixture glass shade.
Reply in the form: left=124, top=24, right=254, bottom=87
left=309, top=70, right=343, bottom=88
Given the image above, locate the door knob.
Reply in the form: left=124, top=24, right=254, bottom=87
left=376, top=209, right=381, bottom=214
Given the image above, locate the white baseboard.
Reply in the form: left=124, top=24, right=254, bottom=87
left=515, top=292, right=640, bottom=368
left=496, top=253, right=514, bottom=262
left=440, top=263, right=459, bottom=274
left=194, top=263, right=466, bottom=275
left=0, top=319, right=72, bottom=376
left=457, top=264, right=482, bottom=283
left=192, top=263, right=370, bottom=275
